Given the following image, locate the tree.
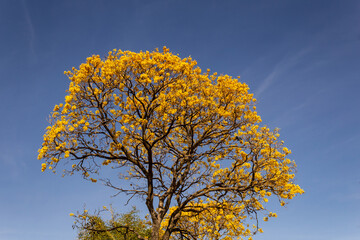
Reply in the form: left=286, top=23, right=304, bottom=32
left=38, top=47, right=304, bottom=240
left=73, top=206, right=151, bottom=240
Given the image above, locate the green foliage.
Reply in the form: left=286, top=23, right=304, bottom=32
left=75, top=206, right=151, bottom=240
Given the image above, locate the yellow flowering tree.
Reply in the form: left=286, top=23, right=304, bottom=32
left=38, top=47, right=303, bottom=240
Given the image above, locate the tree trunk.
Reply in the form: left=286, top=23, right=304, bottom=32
left=162, top=229, right=171, bottom=240
left=151, top=222, right=161, bottom=240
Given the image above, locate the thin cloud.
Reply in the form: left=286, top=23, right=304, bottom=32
left=22, top=0, right=37, bottom=60
left=255, top=47, right=312, bottom=98
left=255, top=12, right=359, bottom=99
left=330, top=191, right=360, bottom=202
left=269, top=87, right=329, bottom=127
left=0, top=149, right=25, bottom=181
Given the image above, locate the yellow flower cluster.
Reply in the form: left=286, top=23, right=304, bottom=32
left=162, top=200, right=252, bottom=239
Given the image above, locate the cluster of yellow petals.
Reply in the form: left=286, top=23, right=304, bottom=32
left=162, top=200, right=252, bottom=239
left=38, top=46, right=258, bottom=173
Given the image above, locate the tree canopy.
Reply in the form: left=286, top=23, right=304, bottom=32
left=38, top=47, right=303, bottom=240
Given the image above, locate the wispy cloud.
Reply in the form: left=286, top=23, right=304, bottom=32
left=330, top=191, right=360, bottom=202
left=0, top=148, right=25, bottom=181
left=254, top=11, right=359, bottom=99
left=22, top=0, right=37, bottom=61
left=269, top=87, right=329, bottom=127
left=254, top=47, right=312, bottom=98
left=0, top=228, right=16, bottom=237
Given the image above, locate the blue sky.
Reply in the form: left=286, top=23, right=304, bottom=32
left=0, top=0, right=359, bottom=239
